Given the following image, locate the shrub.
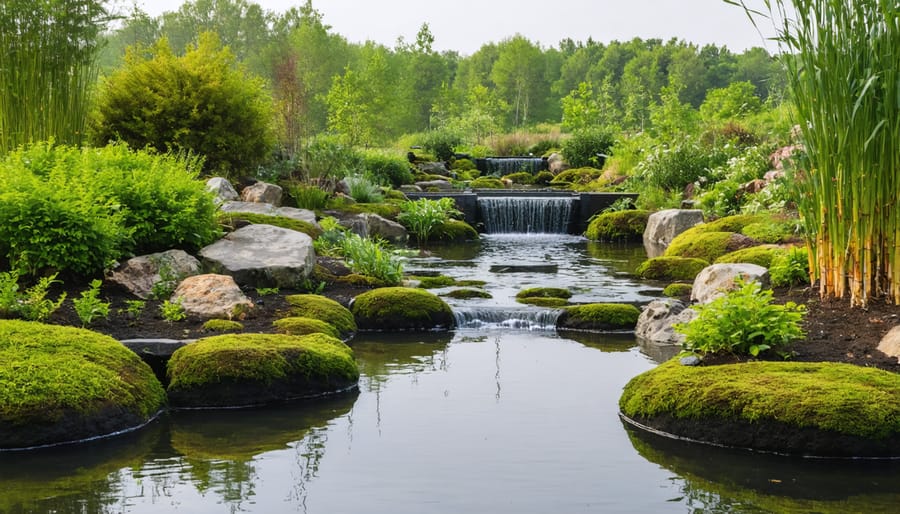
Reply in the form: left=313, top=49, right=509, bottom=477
left=339, top=233, right=404, bottom=286
left=73, top=279, right=110, bottom=327
left=0, top=272, right=67, bottom=322
left=769, top=246, right=811, bottom=288
left=160, top=298, right=187, bottom=322
left=363, top=151, right=414, bottom=187
left=90, top=33, right=274, bottom=177
left=451, top=158, right=476, bottom=171
left=421, top=129, right=462, bottom=161
left=635, top=139, right=735, bottom=192
left=301, top=135, right=365, bottom=190
left=562, top=128, right=615, bottom=168
left=675, top=279, right=805, bottom=357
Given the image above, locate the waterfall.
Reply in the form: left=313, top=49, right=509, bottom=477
left=453, top=306, right=562, bottom=331
left=481, top=157, right=545, bottom=176
left=478, top=196, right=574, bottom=234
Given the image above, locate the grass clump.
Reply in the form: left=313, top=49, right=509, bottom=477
left=635, top=257, right=709, bottom=281
left=557, top=303, right=641, bottom=331
left=202, top=319, right=244, bottom=332
left=351, top=287, right=454, bottom=330
left=284, top=294, right=357, bottom=337
left=585, top=210, right=651, bottom=241
left=273, top=316, right=340, bottom=339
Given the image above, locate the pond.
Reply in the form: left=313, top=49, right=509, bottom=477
left=2, top=236, right=898, bottom=513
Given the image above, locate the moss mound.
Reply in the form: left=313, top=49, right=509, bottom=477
left=284, top=294, right=357, bottom=337
left=619, top=360, right=900, bottom=457
left=687, top=214, right=767, bottom=235
left=443, top=288, right=492, bottom=299
left=167, top=333, right=359, bottom=408
left=470, top=176, right=505, bottom=189
left=664, top=231, right=757, bottom=263
left=516, top=287, right=572, bottom=300
left=408, top=274, right=456, bottom=288
left=715, top=245, right=781, bottom=268
left=517, top=297, right=570, bottom=307
left=430, top=219, right=479, bottom=242
left=500, top=171, right=534, bottom=185
left=550, top=166, right=603, bottom=186
left=352, top=287, right=455, bottom=330
left=662, top=283, right=692, bottom=298
left=216, top=212, right=322, bottom=238
left=0, top=320, right=166, bottom=449
left=201, top=319, right=244, bottom=332
left=273, top=316, right=340, bottom=339
left=635, top=256, right=710, bottom=280
left=585, top=210, right=651, bottom=242
left=557, top=303, right=641, bottom=331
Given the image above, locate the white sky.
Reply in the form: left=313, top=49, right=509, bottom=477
left=120, top=0, right=779, bottom=55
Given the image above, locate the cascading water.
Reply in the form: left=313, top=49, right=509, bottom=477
left=478, top=196, right=574, bottom=234
left=453, top=306, right=563, bottom=331
left=480, top=157, right=545, bottom=176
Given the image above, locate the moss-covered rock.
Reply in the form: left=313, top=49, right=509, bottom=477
left=549, top=166, right=604, bottom=186
left=662, top=282, right=692, bottom=298
left=585, top=210, right=651, bottom=242
left=216, top=212, right=322, bottom=238
left=202, top=319, right=244, bottom=332
left=501, top=171, right=534, bottom=185
left=470, top=176, right=505, bottom=189
left=324, top=200, right=401, bottom=219
left=0, top=320, right=166, bottom=449
left=635, top=256, right=710, bottom=281
left=715, top=245, right=781, bottom=268
left=687, top=214, right=767, bottom=235
left=407, top=274, right=457, bottom=288
left=664, top=231, right=758, bottom=263
left=430, top=219, right=479, bottom=242
left=273, top=316, right=340, bottom=338
left=167, top=333, right=358, bottom=408
left=741, top=219, right=798, bottom=244
left=619, top=360, right=900, bottom=457
left=533, top=170, right=554, bottom=186
left=556, top=303, right=641, bottom=331
left=518, top=297, right=570, bottom=307
left=515, top=287, right=572, bottom=299
left=284, top=294, right=356, bottom=338
left=443, top=288, right=492, bottom=299
left=352, top=287, right=455, bottom=331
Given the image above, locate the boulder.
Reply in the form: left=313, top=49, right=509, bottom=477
left=351, top=287, right=454, bottom=331
left=877, top=326, right=900, bottom=364
left=199, top=224, right=316, bottom=289
left=219, top=201, right=278, bottom=216
left=240, top=181, right=283, bottom=206
left=399, top=184, right=423, bottom=193
left=206, top=177, right=239, bottom=203
left=415, top=179, right=454, bottom=191
left=107, top=249, right=201, bottom=299
left=417, top=161, right=449, bottom=177
left=547, top=152, right=567, bottom=174
left=272, top=206, right=318, bottom=226
left=691, top=263, right=769, bottom=304
left=345, top=213, right=408, bottom=244
left=635, top=299, right=697, bottom=345
left=172, top=274, right=253, bottom=320
left=643, top=209, right=705, bottom=258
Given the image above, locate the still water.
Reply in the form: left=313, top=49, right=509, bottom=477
left=1, top=237, right=898, bottom=513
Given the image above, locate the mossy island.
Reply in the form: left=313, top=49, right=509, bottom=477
left=619, top=360, right=900, bottom=458
left=351, top=287, right=454, bottom=331
left=556, top=303, right=641, bottom=331
left=284, top=294, right=357, bottom=340
left=0, top=320, right=166, bottom=449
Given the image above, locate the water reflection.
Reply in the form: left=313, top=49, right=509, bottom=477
left=636, top=336, right=682, bottom=363
left=560, top=329, right=638, bottom=352
left=350, top=332, right=453, bottom=392
left=625, top=422, right=900, bottom=512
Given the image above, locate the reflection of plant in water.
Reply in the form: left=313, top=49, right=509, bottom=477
left=186, top=458, right=257, bottom=513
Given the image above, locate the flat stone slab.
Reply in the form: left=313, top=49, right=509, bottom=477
left=490, top=264, right=559, bottom=274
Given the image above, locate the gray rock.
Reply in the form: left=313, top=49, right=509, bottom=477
left=107, top=250, right=201, bottom=299
left=548, top=152, right=567, bottom=174
left=219, top=201, right=278, bottom=216
left=691, top=263, right=769, bottom=304
left=206, top=177, right=239, bottom=203
left=680, top=355, right=702, bottom=366
left=172, top=274, right=254, bottom=319
left=643, top=209, right=705, bottom=258
left=417, top=161, right=449, bottom=176
left=877, top=325, right=900, bottom=363
left=345, top=213, right=408, bottom=244
left=241, top=181, right=283, bottom=206
left=635, top=299, right=697, bottom=345
left=399, top=184, right=423, bottom=193
left=199, top=224, right=316, bottom=288
left=273, top=206, right=318, bottom=227
left=415, top=179, right=454, bottom=191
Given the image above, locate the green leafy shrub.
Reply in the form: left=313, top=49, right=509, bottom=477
left=585, top=210, right=650, bottom=241
left=363, top=151, right=413, bottom=187
left=0, top=271, right=66, bottom=322
left=675, top=279, right=805, bottom=357
left=636, top=139, right=735, bottom=192
left=339, top=233, right=403, bottom=285
left=160, top=298, right=187, bottom=322
left=90, top=33, right=274, bottom=177
left=301, top=135, right=365, bottom=190
left=344, top=175, right=384, bottom=203
left=288, top=182, right=330, bottom=210
left=451, top=158, right=476, bottom=171
left=398, top=197, right=458, bottom=245
left=73, top=279, right=110, bottom=327
left=422, top=129, right=462, bottom=161
left=562, top=128, right=615, bottom=168
left=770, top=247, right=811, bottom=288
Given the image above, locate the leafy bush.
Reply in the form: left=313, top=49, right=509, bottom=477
left=769, top=247, right=811, bottom=288
left=421, top=128, right=463, bottom=161
left=344, top=175, right=384, bottom=203
left=562, top=128, right=615, bottom=168
left=398, top=198, right=458, bottom=245
left=675, top=279, right=805, bottom=357
left=73, top=279, right=110, bottom=327
left=338, top=233, right=403, bottom=285
left=636, top=139, right=736, bottom=192
left=363, top=151, right=414, bottom=187
left=90, top=33, right=274, bottom=177
left=160, top=298, right=187, bottom=322
left=287, top=182, right=330, bottom=210
left=301, top=135, right=365, bottom=190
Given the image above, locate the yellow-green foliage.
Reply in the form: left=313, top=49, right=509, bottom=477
left=351, top=287, right=454, bottom=330
left=0, top=320, right=166, bottom=447
left=501, top=172, right=534, bottom=185
left=715, top=245, right=781, bottom=268
left=443, top=288, right=492, bottom=299
left=664, top=231, right=755, bottom=263
left=559, top=303, right=641, bottom=330
left=662, top=283, right=692, bottom=297
left=517, top=297, right=570, bottom=307
left=679, top=214, right=766, bottom=237
left=516, top=287, right=572, bottom=299
left=216, top=212, right=322, bottom=238
left=470, top=177, right=505, bottom=189
left=620, top=360, right=900, bottom=440
left=273, top=316, right=340, bottom=338
left=202, top=319, right=244, bottom=332
left=166, top=333, right=359, bottom=402
left=324, top=200, right=401, bottom=219
left=585, top=210, right=651, bottom=241
left=740, top=220, right=797, bottom=244
left=636, top=256, right=709, bottom=280
left=430, top=219, right=479, bottom=242
left=550, top=167, right=603, bottom=186
left=451, top=158, right=476, bottom=171
left=284, top=294, right=357, bottom=336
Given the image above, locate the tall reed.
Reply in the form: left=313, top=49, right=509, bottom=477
left=0, top=1, right=108, bottom=154
left=740, top=0, right=900, bottom=306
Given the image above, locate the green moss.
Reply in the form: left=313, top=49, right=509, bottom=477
left=690, top=214, right=767, bottom=234
left=501, top=171, right=534, bottom=185
left=470, top=176, right=505, bottom=189
left=202, top=319, right=244, bottom=332
left=0, top=320, right=166, bottom=448
left=664, top=231, right=756, bottom=263
left=662, top=283, right=693, bottom=298
left=620, top=360, right=900, bottom=441
left=451, top=158, right=476, bottom=171
left=585, top=210, right=651, bottom=241
left=284, top=294, right=356, bottom=336
left=443, top=288, right=492, bottom=299
left=352, top=287, right=454, bottom=330
left=216, top=212, right=322, bottom=238
left=167, top=333, right=359, bottom=407
left=336, top=273, right=390, bottom=287
left=715, top=245, right=781, bottom=268
left=533, top=171, right=554, bottom=186
left=741, top=220, right=796, bottom=244
left=558, top=303, right=641, bottom=331
left=517, top=297, right=570, bottom=307
left=324, top=200, right=401, bottom=219
left=549, top=166, right=603, bottom=186
left=456, top=279, right=487, bottom=287
left=635, top=256, right=710, bottom=280
left=430, top=219, right=479, bottom=242
left=273, top=316, right=340, bottom=338
left=516, top=287, right=572, bottom=299
left=408, top=274, right=457, bottom=288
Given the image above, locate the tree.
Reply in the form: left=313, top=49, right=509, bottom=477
left=491, top=35, right=545, bottom=128
left=90, top=33, right=275, bottom=177
left=699, top=81, right=762, bottom=121
left=325, top=68, right=373, bottom=147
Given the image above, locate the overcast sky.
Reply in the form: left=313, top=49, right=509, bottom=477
left=123, top=0, right=778, bottom=55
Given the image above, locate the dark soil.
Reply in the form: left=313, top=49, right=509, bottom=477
left=45, top=278, right=900, bottom=373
